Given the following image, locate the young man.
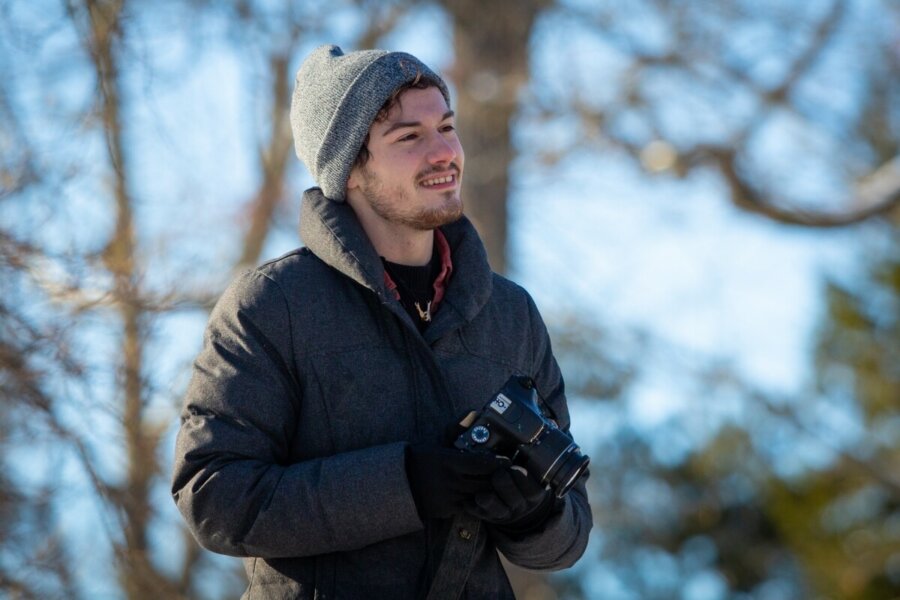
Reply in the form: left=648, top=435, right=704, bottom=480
left=172, top=45, right=591, bottom=599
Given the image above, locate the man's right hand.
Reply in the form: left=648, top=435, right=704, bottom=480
left=405, top=444, right=505, bottom=520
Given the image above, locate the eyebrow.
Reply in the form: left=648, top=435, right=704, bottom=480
left=381, top=110, right=455, bottom=137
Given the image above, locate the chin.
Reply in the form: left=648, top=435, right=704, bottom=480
left=436, top=196, right=464, bottom=225
left=411, top=200, right=463, bottom=230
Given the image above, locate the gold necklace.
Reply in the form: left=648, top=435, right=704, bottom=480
left=383, top=260, right=434, bottom=323
left=415, top=301, right=432, bottom=322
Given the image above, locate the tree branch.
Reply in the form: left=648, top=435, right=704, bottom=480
left=713, top=148, right=900, bottom=227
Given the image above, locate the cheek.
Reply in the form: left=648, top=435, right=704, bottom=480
left=397, top=152, right=426, bottom=176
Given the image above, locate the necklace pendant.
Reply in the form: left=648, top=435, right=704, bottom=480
left=415, top=300, right=432, bottom=322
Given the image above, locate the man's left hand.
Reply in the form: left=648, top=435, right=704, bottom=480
left=467, top=465, right=558, bottom=534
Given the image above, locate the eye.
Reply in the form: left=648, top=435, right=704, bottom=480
left=398, top=132, right=419, bottom=142
left=441, top=124, right=456, bottom=133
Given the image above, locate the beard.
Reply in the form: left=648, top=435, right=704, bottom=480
left=358, top=163, right=464, bottom=231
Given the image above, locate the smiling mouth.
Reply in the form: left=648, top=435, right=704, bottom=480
left=419, top=169, right=461, bottom=189
left=421, top=174, right=455, bottom=187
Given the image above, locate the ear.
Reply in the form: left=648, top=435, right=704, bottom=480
left=347, top=165, right=360, bottom=191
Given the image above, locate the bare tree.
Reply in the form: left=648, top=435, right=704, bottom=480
left=62, top=1, right=187, bottom=596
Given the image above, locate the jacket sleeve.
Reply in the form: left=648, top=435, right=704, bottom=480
left=171, top=269, right=423, bottom=559
left=490, top=294, right=593, bottom=570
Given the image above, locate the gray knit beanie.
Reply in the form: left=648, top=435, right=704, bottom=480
left=290, top=44, right=451, bottom=202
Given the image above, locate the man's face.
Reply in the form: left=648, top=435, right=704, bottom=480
left=347, top=86, right=464, bottom=231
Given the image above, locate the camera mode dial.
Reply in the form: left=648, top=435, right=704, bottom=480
left=470, top=425, right=491, bottom=444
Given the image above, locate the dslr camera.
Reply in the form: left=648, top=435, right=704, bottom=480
left=454, top=375, right=590, bottom=498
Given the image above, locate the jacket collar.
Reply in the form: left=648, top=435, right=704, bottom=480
left=298, top=187, right=493, bottom=329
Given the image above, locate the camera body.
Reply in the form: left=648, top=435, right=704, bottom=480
left=454, top=375, right=589, bottom=498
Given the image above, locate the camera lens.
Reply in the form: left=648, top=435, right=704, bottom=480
left=523, top=429, right=590, bottom=498
left=548, top=446, right=590, bottom=498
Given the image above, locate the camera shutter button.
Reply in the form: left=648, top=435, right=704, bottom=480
left=470, top=425, right=490, bottom=444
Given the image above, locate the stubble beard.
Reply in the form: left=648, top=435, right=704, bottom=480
left=359, top=164, right=464, bottom=231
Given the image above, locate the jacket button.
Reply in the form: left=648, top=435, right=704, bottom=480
left=458, top=528, right=473, bottom=540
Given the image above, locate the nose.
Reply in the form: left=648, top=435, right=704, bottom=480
left=426, top=132, right=458, bottom=166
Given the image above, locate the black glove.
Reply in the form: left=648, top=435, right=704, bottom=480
left=468, top=466, right=558, bottom=534
left=405, top=444, right=505, bottom=520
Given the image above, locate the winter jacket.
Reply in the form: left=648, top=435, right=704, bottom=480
left=171, top=188, right=592, bottom=599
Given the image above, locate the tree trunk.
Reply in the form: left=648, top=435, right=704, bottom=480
left=82, top=1, right=172, bottom=597
left=443, top=0, right=549, bottom=274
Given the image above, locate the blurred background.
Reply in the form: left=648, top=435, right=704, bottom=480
left=1, top=0, right=898, bottom=598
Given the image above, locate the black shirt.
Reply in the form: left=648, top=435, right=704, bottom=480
left=382, top=249, right=441, bottom=332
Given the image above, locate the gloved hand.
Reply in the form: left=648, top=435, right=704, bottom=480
left=405, top=444, right=506, bottom=520
left=468, top=466, right=558, bottom=534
